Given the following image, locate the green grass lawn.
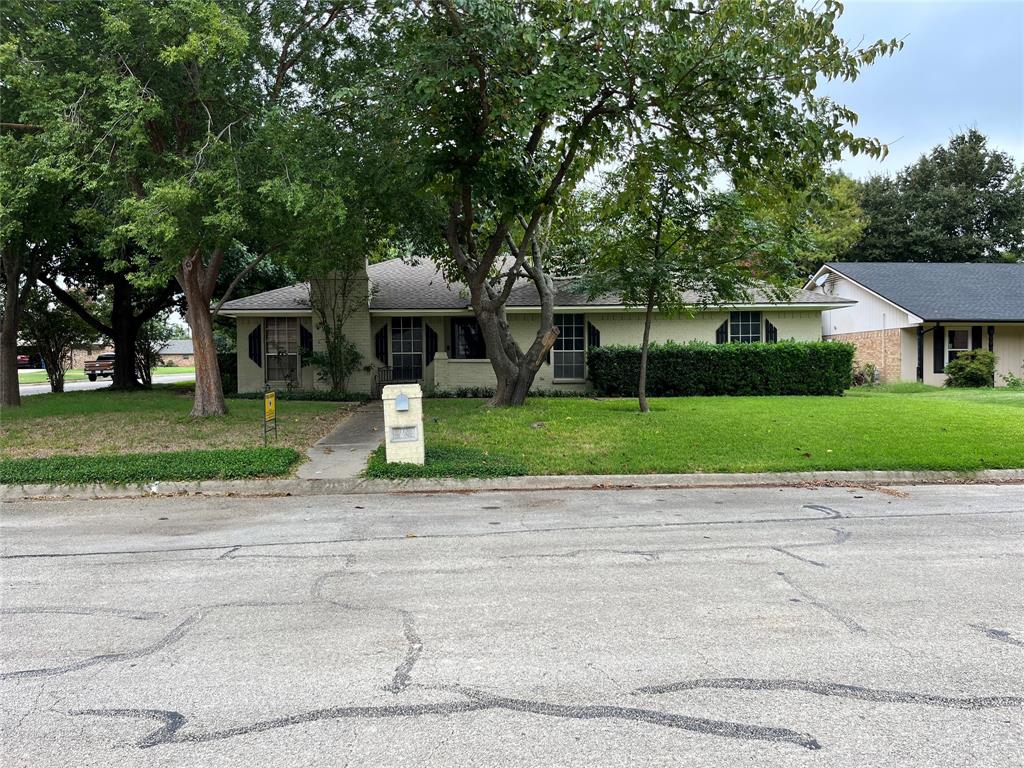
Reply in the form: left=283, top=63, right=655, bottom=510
left=366, top=387, right=1024, bottom=478
left=0, top=387, right=351, bottom=483
left=17, top=367, right=195, bottom=385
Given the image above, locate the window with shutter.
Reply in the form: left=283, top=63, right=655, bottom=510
left=300, top=324, right=313, bottom=355
left=765, top=319, right=778, bottom=343
left=587, top=321, right=600, bottom=349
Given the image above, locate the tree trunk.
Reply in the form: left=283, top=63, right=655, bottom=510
left=178, top=253, right=226, bottom=417
left=110, top=276, right=143, bottom=390
left=638, top=290, right=655, bottom=414
left=1, top=246, right=29, bottom=408
left=0, top=302, right=20, bottom=408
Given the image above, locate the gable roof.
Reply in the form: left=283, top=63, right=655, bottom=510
left=220, top=258, right=853, bottom=314
left=818, top=262, right=1024, bottom=322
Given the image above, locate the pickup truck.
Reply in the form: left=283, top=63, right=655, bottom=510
left=84, top=353, right=116, bottom=381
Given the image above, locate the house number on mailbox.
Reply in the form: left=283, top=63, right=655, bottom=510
left=391, top=425, right=418, bottom=442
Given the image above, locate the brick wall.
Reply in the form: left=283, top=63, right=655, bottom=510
left=825, top=329, right=902, bottom=382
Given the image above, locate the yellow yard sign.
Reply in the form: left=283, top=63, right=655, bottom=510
left=263, top=391, right=278, bottom=446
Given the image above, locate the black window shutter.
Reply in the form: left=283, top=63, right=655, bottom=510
left=374, top=326, right=388, bottom=365
left=248, top=325, right=262, bottom=367
left=933, top=325, right=945, bottom=373
left=715, top=320, right=729, bottom=344
left=971, top=325, right=983, bottom=350
left=587, top=321, right=600, bottom=349
left=765, top=319, right=778, bottom=343
left=425, top=324, right=438, bottom=365
left=300, top=323, right=313, bottom=354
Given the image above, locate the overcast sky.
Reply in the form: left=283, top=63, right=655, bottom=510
left=820, top=0, right=1023, bottom=179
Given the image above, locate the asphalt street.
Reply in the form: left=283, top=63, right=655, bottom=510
left=1, top=484, right=1021, bottom=767
left=18, top=373, right=196, bottom=397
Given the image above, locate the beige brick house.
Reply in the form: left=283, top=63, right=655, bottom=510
left=220, top=258, right=854, bottom=395
left=805, top=262, right=1024, bottom=385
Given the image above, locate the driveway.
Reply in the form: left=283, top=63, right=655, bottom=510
left=1, top=484, right=1021, bottom=766
left=18, top=372, right=196, bottom=397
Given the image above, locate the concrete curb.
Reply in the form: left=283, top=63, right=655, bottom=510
left=3, top=469, right=1024, bottom=502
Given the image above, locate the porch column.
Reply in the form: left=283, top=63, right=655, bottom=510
left=916, top=326, right=924, bottom=382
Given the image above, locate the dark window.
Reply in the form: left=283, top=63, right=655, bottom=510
left=947, top=328, right=970, bottom=363
left=450, top=318, right=487, bottom=359
left=425, top=324, right=438, bottom=366
left=391, top=317, right=422, bottom=380
left=729, top=311, right=762, bottom=343
left=374, top=326, right=388, bottom=365
left=553, top=313, right=585, bottom=380
left=265, top=317, right=299, bottom=383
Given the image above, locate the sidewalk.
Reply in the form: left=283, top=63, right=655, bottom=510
left=296, top=401, right=384, bottom=480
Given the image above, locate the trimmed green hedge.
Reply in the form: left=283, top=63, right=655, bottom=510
left=588, top=341, right=855, bottom=397
left=0, top=448, right=302, bottom=485
left=230, top=389, right=371, bottom=402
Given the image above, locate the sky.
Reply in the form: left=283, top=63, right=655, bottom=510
left=820, top=0, right=1024, bottom=179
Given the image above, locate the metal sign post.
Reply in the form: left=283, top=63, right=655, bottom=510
left=263, top=390, right=278, bottom=446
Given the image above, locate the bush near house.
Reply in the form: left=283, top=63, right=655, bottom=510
left=944, top=349, right=996, bottom=388
left=588, top=341, right=855, bottom=397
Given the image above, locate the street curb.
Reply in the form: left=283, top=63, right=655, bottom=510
left=3, top=469, right=1024, bottom=502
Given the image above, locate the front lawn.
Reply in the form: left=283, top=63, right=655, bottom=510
left=365, top=388, right=1024, bottom=478
left=0, top=387, right=350, bottom=483
left=17, top=366, right=195, bottom=385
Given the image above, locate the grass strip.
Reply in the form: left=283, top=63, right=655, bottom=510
left=0, top=447, right=301, bottom=485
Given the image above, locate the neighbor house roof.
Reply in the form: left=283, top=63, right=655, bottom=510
left=816, top=262, right=1024, bottom=322
left=220, top=258, right=853, bottom=314
left=157, top=339, right=194, bottom=356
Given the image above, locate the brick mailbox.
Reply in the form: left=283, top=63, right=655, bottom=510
left=381, top=383, right=425, bottom=465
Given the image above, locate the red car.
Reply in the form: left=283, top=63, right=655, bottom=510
left=17, top=354, right=31, bottom=368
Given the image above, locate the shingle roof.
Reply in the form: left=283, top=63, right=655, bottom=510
left=220, top=258, right=852, bottom=313
left=823, top=262, right=1024, bottom=322
left=157, top=339, right=194, bottom=355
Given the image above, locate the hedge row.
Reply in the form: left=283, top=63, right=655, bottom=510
left=588, top=341, right=855, bottom=397
left=0, top=448, right=301, bottom=485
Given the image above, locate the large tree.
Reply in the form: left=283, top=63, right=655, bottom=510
left=564, top=146, right=804, bottom=413
left=847, top=130, right=1024, bottom=263
left=20, top=285, right=101, bottom=393
left=364, top=0, right=901, bottom=405
left=9, top=0, right=358, bottom=415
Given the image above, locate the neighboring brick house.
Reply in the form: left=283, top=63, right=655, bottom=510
left=805, top=262, right=1024, bottom=386
left=156, top=339, right=195, bottom=367
left=220, top=258, right=854, bottom=396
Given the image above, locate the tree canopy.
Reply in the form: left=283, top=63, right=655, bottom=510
left=847, top=130, right=1024, bottom=263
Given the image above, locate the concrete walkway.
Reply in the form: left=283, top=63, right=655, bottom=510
left=296, top=401, right=384, bottom=480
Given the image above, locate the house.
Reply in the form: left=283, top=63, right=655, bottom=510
left=805, top=262, right=1024, bottom=386
left=220, top=258, right=855, bottom=395
left=155, top=339, right=194, bottom=367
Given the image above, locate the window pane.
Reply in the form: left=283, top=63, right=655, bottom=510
left=265, top=318, right=299, bottom=382
left=729, top=311, right=762, bottom=343
left=553, top=314, right=585, bottom=379
left=391, top=317, right=423, bottom=379
left=452, top=318, right=487, bottom=359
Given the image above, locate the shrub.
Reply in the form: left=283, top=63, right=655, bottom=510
left=218, top=351, right=238, bottom=395
left=1002, top=361, right=1024, bottom=389
left=229, top=389, right=370, bottom=402
left=852, top=362, right=878, bottom=387
left=587, top=341, right=855, bottom=397
left=0, top=448, right=301, bottom=485
left=944, top=349, right=995, bottom=388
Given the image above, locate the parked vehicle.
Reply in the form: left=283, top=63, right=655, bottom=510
left=17, top=354, right=31, bottom=368
left=84, top=353, right=116, bottom=381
